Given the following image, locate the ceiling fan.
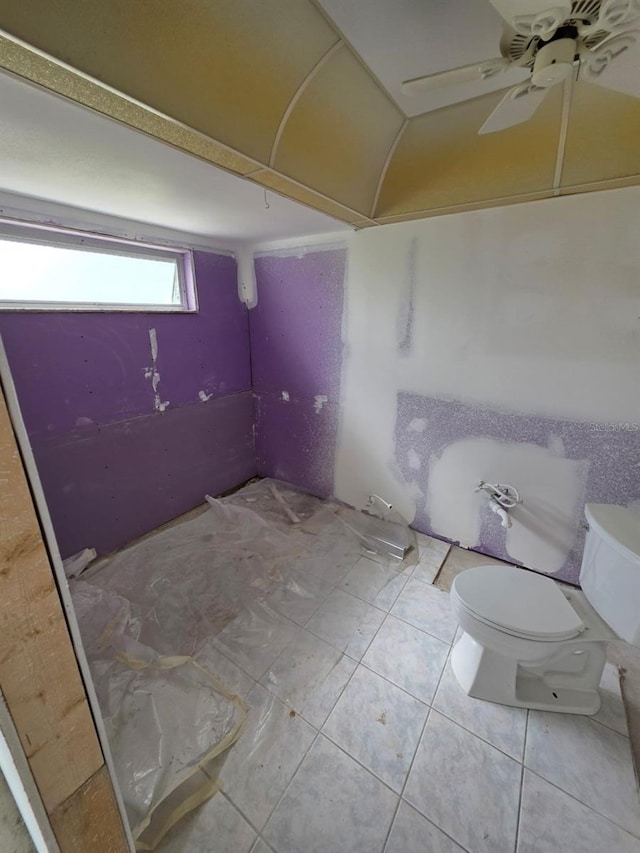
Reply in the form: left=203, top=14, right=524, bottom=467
left=401, top=0, right=640, bottom=134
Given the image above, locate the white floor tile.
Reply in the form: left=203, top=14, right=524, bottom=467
left=412, top=540, right=450, bottom=585
left=517, top=770, right=640, bottom=853
left=340, top=556, right=404, bottom=607
left=412, top=557, right=441, bottom=585
left=260, top=628, right=343, bottom=711
left=371, top=571, right=408, bottom=611
left=345, top=604, right=387, bottom=660
left=362, top=614, right=449, bottom=705
left=264, top=571, right=333, bottom=626
left=212, top=603, right=299, bottom=680
left=263, top=735, right=398, bottom=853
left=299, top=655, right=357, bottom=730
left=158, top=793, right=256, bottom=853
left=220, top=684, right=316, bottom=830
left=194, top=641, right=256, bottom=698
left=391, top=579, right=458, bottom=644
left=525, top=710, right=640, bottom=837
left=385, top=801, right=464, bottom=853
left=323, top=666, right=428, bottom=792
left=433, top=658, right=527, bottom=760
left=415, top=532, right=450, bottom=557
left=306, top=588, right=385, bottom=660
left=295, top=537, right=361, bottom=586
left=404, top=710, right=521, bottom=853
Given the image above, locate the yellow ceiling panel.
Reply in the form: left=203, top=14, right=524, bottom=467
left=375, top=190, right=552, bottom=223
left=561, top=80, right=640, bottom=189
left=376, top=85, right=563, bottom=218
left=273, top=45, right=404, bottom=216
left=252, top=170, right=364, bottom=224
left=0, top=36, right=259, bottom=177
left=0, top=0, right=337, bottom=164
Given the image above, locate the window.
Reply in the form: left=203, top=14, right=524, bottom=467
left=0, top=221, right=195, bottom=311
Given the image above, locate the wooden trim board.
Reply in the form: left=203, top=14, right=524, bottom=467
left=0, top=384, right=128, bottom=850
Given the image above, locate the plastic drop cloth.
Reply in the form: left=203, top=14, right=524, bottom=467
left=70, top=479, right=417, bottom=849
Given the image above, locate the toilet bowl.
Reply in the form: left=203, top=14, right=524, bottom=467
left=449, top=503, right=640, bottom=714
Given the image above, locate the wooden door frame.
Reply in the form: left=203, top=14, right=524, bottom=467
left=0, top=336, right=134, bottom=852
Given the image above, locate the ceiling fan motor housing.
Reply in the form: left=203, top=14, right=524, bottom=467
left=531, top=29, right=578, bottom=86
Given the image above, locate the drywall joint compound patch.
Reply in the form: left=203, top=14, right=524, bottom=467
left=144, top=328, right=169, bottom=413
left=314, top=395, right=328, bottom=413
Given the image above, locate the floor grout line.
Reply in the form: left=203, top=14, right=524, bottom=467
left=588, top=709, right=632, bottom=739
left=386, top=606, right=457, bottom=647
left=356, top=655, right=441, bottom=707
left=428, top=702, right=526, bottom=765
left=523, top=766, right=640, bottom=839
left=380, top=650, right=468, bottom=852
left=513, top=709, right=529, bottom=853
left=255, top=728, right=322, bottom=843
left=144, top=487, right=640, bottom=852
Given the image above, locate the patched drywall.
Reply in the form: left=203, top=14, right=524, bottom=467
left=328, top=186, right=639, bottom=582
left=251, top=246, right=346, bottom=496
left=0, top=250, right=255, bottom=556
left=395, top=395, right=638, bottom=579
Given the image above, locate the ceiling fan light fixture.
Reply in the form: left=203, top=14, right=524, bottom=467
left=531, top=36, right=577, bottom=85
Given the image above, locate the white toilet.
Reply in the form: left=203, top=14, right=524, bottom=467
left=450, top=503, right=640, bottom=714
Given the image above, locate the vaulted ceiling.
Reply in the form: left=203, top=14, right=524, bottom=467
left=0, top=0, right=639, bottom=228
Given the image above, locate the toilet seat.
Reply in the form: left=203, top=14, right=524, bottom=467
left=452, top=565, right=585, bottom=641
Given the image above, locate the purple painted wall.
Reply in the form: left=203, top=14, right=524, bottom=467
left=250, top=248, right=346, bottom=497
left=0, top=250, right=256, bottom=556
left=395, top=393, right=640, bottom=582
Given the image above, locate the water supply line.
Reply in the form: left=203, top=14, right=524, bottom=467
left=475, top=481, right=522, bottom=529
left=366, top=494, right=393, bottom=519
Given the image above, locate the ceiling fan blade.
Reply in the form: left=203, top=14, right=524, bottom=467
left=592, top=0, right=640, bottom=33
left=489, top=1, right=571, bottom=38
left=478, top=82, right=550, bottom=134
left=401, top=57, right=511, bottom=96
left=580, top=32, right=640, bottom=98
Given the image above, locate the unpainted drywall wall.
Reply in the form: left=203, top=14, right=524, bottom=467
left=0, top=250, right=256, bottom=556
left=337, top=186, right=640, bottom=582
left=254, top=186, right=640, bottom=583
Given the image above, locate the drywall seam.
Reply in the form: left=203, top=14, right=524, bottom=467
left=369, top=118, right=408, bottom=218
left=553, top=69, right=575, bottom=196
left=269, top=39, right=344, bottom=167
left=145, top=329, right=169, bottom=413
left=0, top=336, right=136, bottom=852
left=396, top=236, right=417, bottom=355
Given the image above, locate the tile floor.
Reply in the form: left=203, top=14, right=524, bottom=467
left=156, top=528, right=640, bottom=853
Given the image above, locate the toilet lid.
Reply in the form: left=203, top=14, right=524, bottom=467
left=453, top=565, right=585, bottom=640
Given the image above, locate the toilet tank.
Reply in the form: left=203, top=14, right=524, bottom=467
left=580, top=504, right=640, bottom=645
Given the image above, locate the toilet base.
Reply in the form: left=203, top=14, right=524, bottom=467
left=451, top=631, right=606, bottom=715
